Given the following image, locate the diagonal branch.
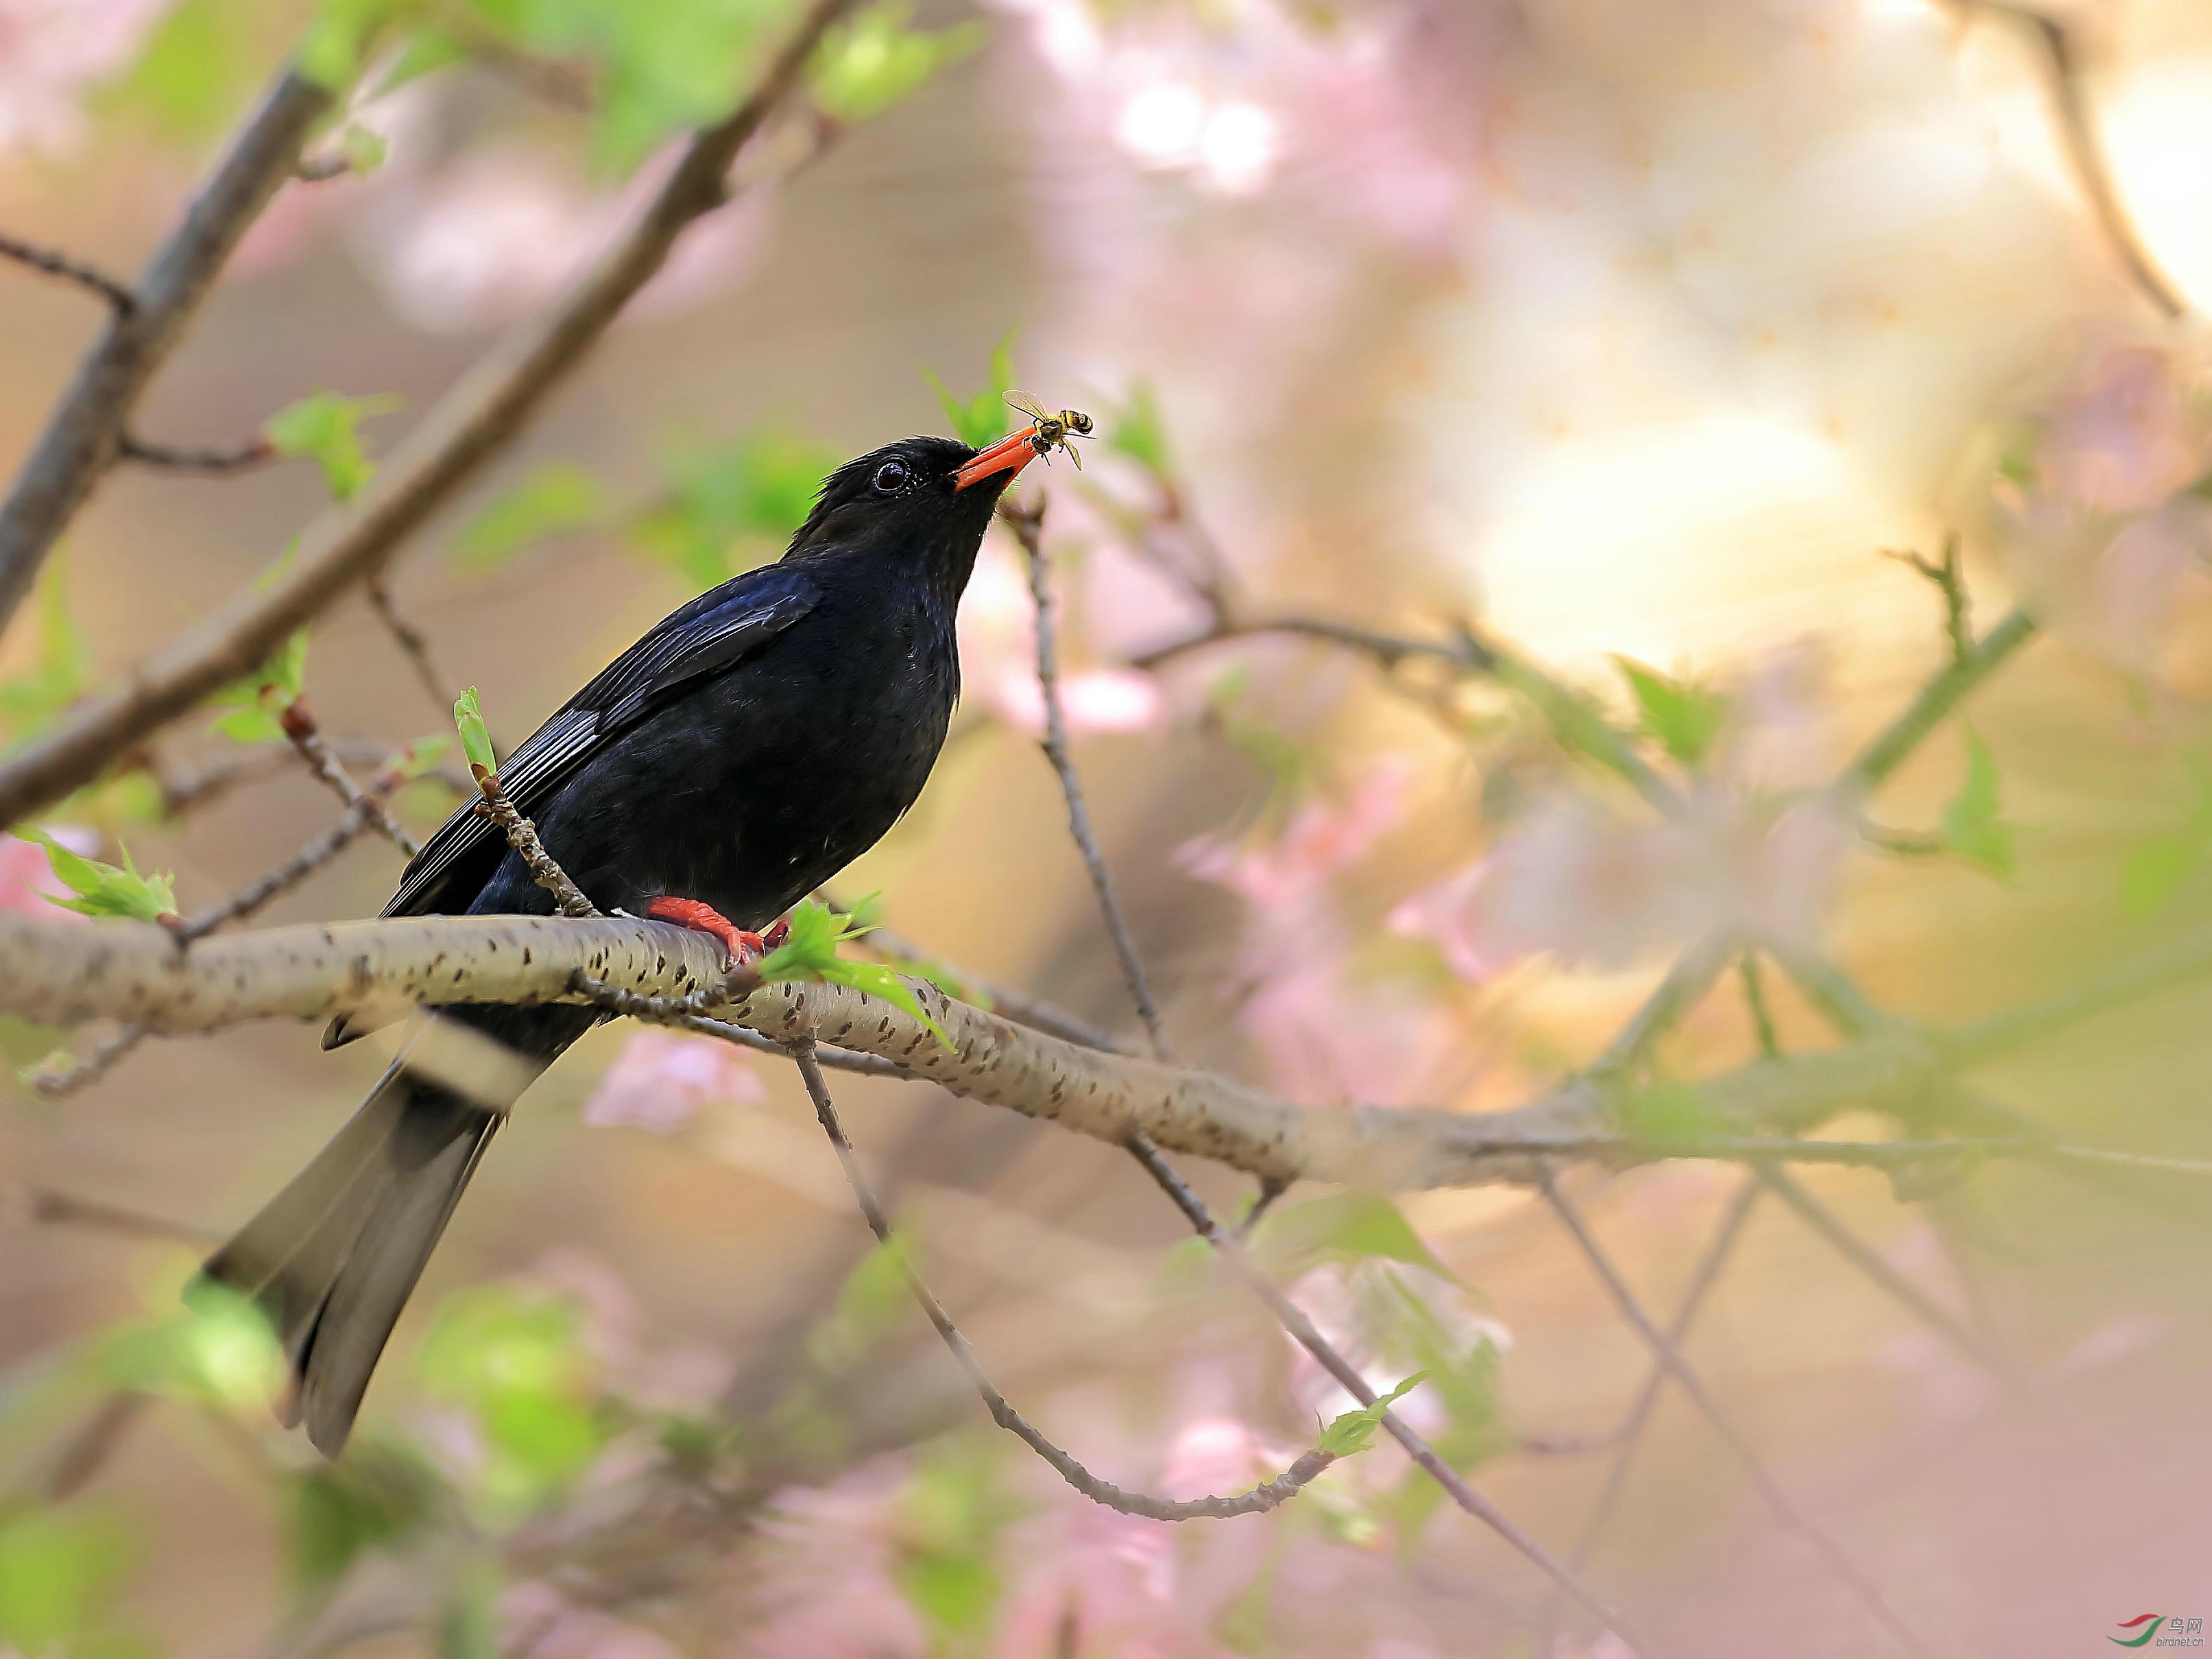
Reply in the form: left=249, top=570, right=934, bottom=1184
left=0, top=67, right=335, bottom=633
left=0, top=233, right=138, bottom=313
left=117, top=433, right=276, bottom=474
left=0, top=0, right=863, bottom=829
left=1541, top=1178, right=1932, bottom=1658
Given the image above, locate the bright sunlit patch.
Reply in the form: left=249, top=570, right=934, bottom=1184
left=1471, top=412, right=1919, bottom=671
left=1198, top=100, right=1279, bottom=195
left=1115, top=80, right=1208, bottom=166
left=2097, top=56, right=2212, bottom=317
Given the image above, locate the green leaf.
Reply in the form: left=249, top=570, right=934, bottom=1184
left=895, top=1552, right=1000, bottom=1638
left=1316, top=1372, right=1426, bottom=1458
left=416, top=1284, right=605, bottom=1512
left=285, top=1447, right=439, bottom=1592
left=299, top=0, right=402, bottom=90
left=1251, top=1191, right=1456, bottom=1281
left=1940, top=725, right=2017, bottom=879
left=757, top=900, right=953, bottom=1046
left=807, top=1236, right=918, bottom=1370
left=1619, top=1079, right=1728, bottom=1154
left=206, top=626, right=310, bottom=745
left=2123, top=834, right=2202, bottom=917
left=452, top=464, right=606, bottom=568
left=386, top=734, right=453, bottom=782
left=264, top=391, right=402, bottom=503
left=629, top=431, right=839, bottom=592
left=0, top=553, right=94, bottom=744
left=893, top=1438, right=1014, bottom=1637
left=453, top=688, right=496, bottom=786
left=437, top=1560, right=503, bottom=1659
left=923, top=333, right=1016, bottom=449
left=12, top=829, right=177, bottom=922
left=1107, top=380, right=1171, bottom=476
left=810, top=2, right=987, bottom=124
left=100, top=0, right=258, bottom=141
left=0, top=1510, right=130, bottom=1653
left=335, top=122, right=390, bottom=175
left=1613, top=657, right=1728, bottom=769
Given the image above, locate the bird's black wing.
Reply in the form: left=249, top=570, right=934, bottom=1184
left=381, top=565, right=822, bottom=921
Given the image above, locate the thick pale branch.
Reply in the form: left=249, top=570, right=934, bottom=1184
left=0, top=0, right=859, bottom=828
left=0, top=69, right=334, bottom=632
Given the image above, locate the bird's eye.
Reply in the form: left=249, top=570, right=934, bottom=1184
left=872, top=461, right=909, bottom=494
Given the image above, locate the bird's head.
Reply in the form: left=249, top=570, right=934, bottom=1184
left=784, top=432, right=1040, bottom=602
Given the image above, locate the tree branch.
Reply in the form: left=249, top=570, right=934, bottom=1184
left=116, top=433, right=276, bottom=474
left=0, top=0, right=862, bottom=827
left=0, top=67, right=335, bottom=633
left=1834, top=609, right=2034, bottom=800
left=0, top=232, right=137, bottom=313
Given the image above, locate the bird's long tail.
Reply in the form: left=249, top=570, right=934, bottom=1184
left=200, top=1061, right=503, bottom=1457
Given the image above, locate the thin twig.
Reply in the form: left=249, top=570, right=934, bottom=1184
left=1740, top=952, right=1781, bottom=1058
left=41, top=1392, right=152, bottom=1502
left=1883, top=532, right=1971, bottom=666
left=367, top=578, right=472, bottom=738
left=1541, top=1178, right=1932, bottom=1658
left=1591, top=927, right=1740, bottom=1080
left=1537, top=1175, right=1762, bottom=1651
left=24, top=1025, right=149, bottom=1098
left=1124, top=1133, right=1653, bottom=1649
left=174, top=797, right=380, bottom=944
left=787, top=1042, right=1342, bottom=1521
left=474, top=784, right=596, bottom=917
left=1009, top=494, right=1174, bottom=1061
left=1836, top=609, right=2034, bottom=799
left=1753, top=1163, right=2016, bottom=1383
left=9, top=1183, right=216, bottom=1242
left=0, top=233, right=136, bottom=313
left=0, top=68, right=335, bottom=633
left=285, top=709, right=422, bottom=859
left=116, top=433, right=275, bottom=474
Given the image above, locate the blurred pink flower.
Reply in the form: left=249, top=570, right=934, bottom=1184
left=500, top=1583, right=683, bottom=1659
left=0, top=825, right=95, bottom=923
left=1998, top=492, right=2212, bottom=675
left=1391, top=789, right=1851, bottom=978
left=747, top=1469, right=926, bottom=1659
left=2033, top=341, right=2209, bottom=516
left=1179, top=760, right=1410, bottom=907
left=584, top=1029, right=763, bottom=1134
left=959, top=540, right=1168, bottom=736
left=0, top=0, right=169, bottom=156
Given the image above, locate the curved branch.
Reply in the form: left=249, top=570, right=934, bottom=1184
left=0, top=0, right=861, bottom=829
left=0, top=69, right=335, bottom=632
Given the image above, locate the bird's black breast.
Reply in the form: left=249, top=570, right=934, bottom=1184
left=468, top=545, right=961, bottom=929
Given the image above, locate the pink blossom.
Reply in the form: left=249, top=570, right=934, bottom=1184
left=1177, top=762, right=1410, bottom=908
left=2032, top=341, right=2209, bottom=516
left=1998, top=493, right=2212, bottom=675
left=584, top=1029, right=763, bottom=1134
left=498, top=1582, right=683, bottom=1659
left=0, top=0, right=170, bottom=156
left=0, top=825, right=96, bottom=923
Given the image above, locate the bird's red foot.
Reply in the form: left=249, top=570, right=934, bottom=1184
left=647, top=897, right=769, bottom=966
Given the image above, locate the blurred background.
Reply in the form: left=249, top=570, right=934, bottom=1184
left=5, top=0, right=2212, bottom=1654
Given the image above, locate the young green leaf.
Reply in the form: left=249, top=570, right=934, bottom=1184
left=1620, top=1079, right=1729, bottom=1154
left=1940, top=725, right=2017, bottom=880
left=13, top=828, right=177, bottom=921
left=263, top=391, right=402, bottom=503
left=0, top=1510, right=132, bottom=1655
left=207, top=626, right=311, bottom=744
left=1251, top=1191, right=1458, bottom=1282
left=810, top=2, right=987, bottom=125
left=1107, top=380, right=1171, bottom=476
left=630, top=431, right=840, bottom=591
left=2124, top=834, right=2202, bottom=917
left=452, top=464, right=606, bottom=569
left=453, top=688, right=496, bottom=788
left=1613, top=657, right=1729, bottom=769
left=1316, top=1372, right=1427, bottom=1457
left=757, top=900, right=954, bottom=1046
left=0, top=554, right=93, bottom=744
left=922, top=333, right=1017, bottom=450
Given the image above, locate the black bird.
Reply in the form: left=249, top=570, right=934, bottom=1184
left=204, top=428, right=1045, bottom=1455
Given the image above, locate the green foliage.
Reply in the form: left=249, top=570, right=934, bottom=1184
left=300, top=0, right=405, bottom=90
left=810, top=2, right=987, bottom=125
left=1613, top=657, right=1728, bottom=769
left=461, top=0, right=796, bottom=171
left=265, top=391, right=401, bottom=503
left=2122, top=757, right=2212, bottom=917
left=924, top=335, right=1016, bottom=450
left=286, top=1445, right=442, bottom=1593
left=416, top=1284, right=607, bottom=1516
left=1940, top=725, right=2017, bottom=880
left=103, top=0, right=261, bottom=141
left=1107, top=380, right=1171, bottom=476
left=453, top=688, right=497, bottom=788
left=758, top=900, right=952, bottom=1046
left=0, top=1509, right=132, bottom=1657
left=100, top=1279, right=285, bottom=1412
left=452, top=464, right=608, bottom=569
left=1316, top=1371, right=1426, bottom=1457
left=806, top=1236, right=917, bottom=1370
left=1368, top=1271, right=1506, bottom=1543
left=207, top=625, right=309, bottom=744
left=1619, top=1079, right=1728, bottom=1154
left=13, top=829, right=176, bottom=923
left=1250, top=1191, right=1457, bottom=1282
left=331, top=122, right=392, bottom=176
left=631, top=431, right=839, bottom=592
left=437, top=1560, right=503, bottom=1659
left=894, top=1438, right=1017, bottom=1640
left=0, top=555, right=93, bottom=745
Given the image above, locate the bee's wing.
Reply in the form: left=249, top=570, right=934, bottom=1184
left=1004, top=390, right=1050, bottom=423
left=1065, top=442, right=1083, bottom=471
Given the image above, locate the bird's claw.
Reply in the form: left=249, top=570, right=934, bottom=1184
left=646, top=896, right=780, bottom=968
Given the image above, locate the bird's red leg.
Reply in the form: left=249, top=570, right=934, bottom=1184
left=646, top=896, right=768, bottom=965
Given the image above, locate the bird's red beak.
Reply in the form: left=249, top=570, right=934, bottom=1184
left=954, top=427, right=1042, bottom=491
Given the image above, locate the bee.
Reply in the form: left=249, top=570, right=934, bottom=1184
left=1005, top=391, right=1095, bottom=471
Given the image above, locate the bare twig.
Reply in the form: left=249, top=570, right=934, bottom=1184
left=474, top=782, right=596, bottom=917
left=0, top=0, right=863, bottom=828
left=1753, top=1163, right=2016, bottom=1382
left=1884, top=532, right=1972, bottom=666
left=0, top=233, right=136, bottom=313
left=1835, top=609, right=2034, bottom=800
left=1541, top=1178, right=1931, bottom=1658
left=1740, top=952, right=1781, bottom=1058
left=116, top=433, right=276, bottom=474
left=1009, top=495, right=1174, bottom=1061
left=41, top=1392, right=152, bottom=1502
left=0, top=68, right=335, bottom=632
left=788, top=1042, right=1341, bottom=1521
left=1591, top=927, right=1740, bottom=1080
left=1125, top=1133, right=1652, bottom=1650
left=1538, top=1176, right=1762, bottom=1649
left=175, top=799, right=381, bottom=945
left=284, top=710, right=422, bottom=859
left=366, top=578, right=470, bottom=735
left=9, top=1183, right=216, bottom=1242
left=24, top=1024, right=149, bottom=1098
